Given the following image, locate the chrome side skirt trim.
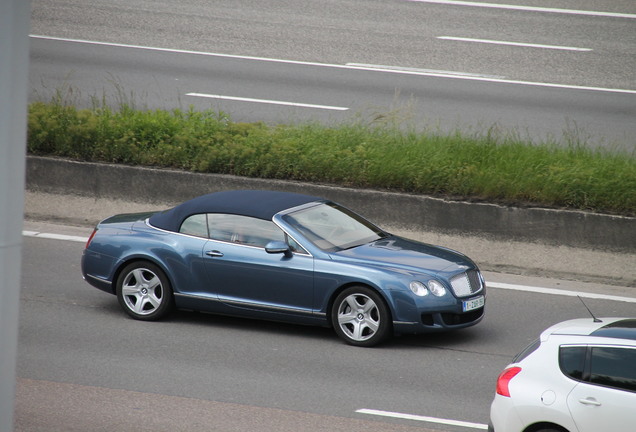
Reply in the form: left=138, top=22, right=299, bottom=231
left=175, top=293, right=316, bottom=316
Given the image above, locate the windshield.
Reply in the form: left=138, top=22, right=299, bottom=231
left=282, top=202, right=387, bottom=252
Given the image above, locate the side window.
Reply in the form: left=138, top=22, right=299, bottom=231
left=180, top=214, right=209, bottom=238
left=207, top=214, right=237, bottom=243
left=589, top=347, right=636, bottom=392
left=559, top=346, right=586, bottom=381
left=207, top=214, right=286, bottom=248
left=241, top=217, right=286, bottom=248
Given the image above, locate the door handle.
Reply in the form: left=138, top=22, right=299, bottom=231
left=205, top=250, right=224, bottom=257
left=579, top=398, right=601, bottom=406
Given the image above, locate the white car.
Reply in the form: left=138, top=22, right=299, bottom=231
left=489, top=317, right=636, bottom=432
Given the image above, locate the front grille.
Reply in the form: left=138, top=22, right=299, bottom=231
left=450, top=270, right=483, bottom=297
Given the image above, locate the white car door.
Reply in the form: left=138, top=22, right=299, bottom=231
left=566, top=346, right=636, bottom=432
left=567, top=382, right=636, bottom=432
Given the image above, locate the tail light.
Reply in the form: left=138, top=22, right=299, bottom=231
left=85, top=228, right=98, bottom=249
left=496, top=367, right=522, bottom=397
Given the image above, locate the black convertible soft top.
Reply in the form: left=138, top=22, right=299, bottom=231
left=148, top=190, right=321, bottom=232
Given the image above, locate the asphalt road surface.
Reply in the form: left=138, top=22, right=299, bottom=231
left=29, top=0, right=636, bottom=149
left=30, top=0, right=636, bottom=89
left=16, top=225, right=636, bottom=432
left=17, top=2, right=636, bottom=430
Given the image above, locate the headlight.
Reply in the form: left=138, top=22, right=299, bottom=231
left=427, top=280, right=447, bottom=297
left=409, top=281, right=429, bottom=297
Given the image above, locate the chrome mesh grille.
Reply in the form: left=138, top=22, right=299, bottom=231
left=450, top=270, right=483, bottom=297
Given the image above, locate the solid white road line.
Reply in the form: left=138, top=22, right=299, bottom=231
left=489, top=282, right=636, bottom=303
left=343, top=65, right=636, bottom=94
left=357, top=409, right=488, bottom=429
left=406, top=0, right=636, bottom=19
left=31, top=35, right=636, bottom=94
left=345, top=63, right=505, bottom=79
left=185, top=93, right=349, bottom=111
left=437, top=36, right=592, bottom=52
left=22, top=230, right=88, bottom=243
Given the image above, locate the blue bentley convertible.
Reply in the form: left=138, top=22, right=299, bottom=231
left=81, top=190, right=485, bottom=346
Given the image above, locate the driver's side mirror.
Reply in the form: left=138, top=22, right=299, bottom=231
left=265, top=241, right=292, bottom=257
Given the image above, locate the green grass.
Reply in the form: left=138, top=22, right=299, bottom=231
left=27, top=98, right=636, bottom=216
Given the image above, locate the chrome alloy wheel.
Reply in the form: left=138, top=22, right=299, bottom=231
left=121, top=268, right=164, bottom=315
left=332, top=286, right=391, bottom=346
left=116, top=261, right=173, bottom=320
left=337, top=293, right=381, bottom=342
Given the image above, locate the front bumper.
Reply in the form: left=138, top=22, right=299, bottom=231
left=392, top=303, right=485, bottom=334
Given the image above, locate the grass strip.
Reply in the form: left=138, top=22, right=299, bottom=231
left=27, top=100, right=635, bottom=216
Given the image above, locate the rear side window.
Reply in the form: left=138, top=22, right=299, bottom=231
left=180, top=214, right=209, bottom=238
left=590, top=347, right=636, bottom=392
left=559, top=346, right=586, bottom=381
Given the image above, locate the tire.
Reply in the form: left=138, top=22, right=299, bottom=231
left=331, top=286, right=391, bottom=347
left=116, top=261, right=174, bottom=321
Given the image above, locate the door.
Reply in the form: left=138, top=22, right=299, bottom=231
left=203, top=214, right=315, bottom=315
left=566, top=346, right=636, bottom=432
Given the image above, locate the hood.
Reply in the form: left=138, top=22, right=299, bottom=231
left=330, top=235, right=475, bottom=276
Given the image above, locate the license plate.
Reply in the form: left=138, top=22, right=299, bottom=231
left=463, top=296, right=485, bottom=312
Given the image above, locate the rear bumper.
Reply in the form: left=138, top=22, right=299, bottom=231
left=489, top=394, right=524, bottom=432
left=83, top=272, right=114, bottom=294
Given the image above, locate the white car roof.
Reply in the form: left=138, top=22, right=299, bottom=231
left=540, top=317, right=636, bottom=342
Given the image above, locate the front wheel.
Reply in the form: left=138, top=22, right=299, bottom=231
left=116, top=261, right=174, bottom=321
left=331, top=286, right=391, bottom=347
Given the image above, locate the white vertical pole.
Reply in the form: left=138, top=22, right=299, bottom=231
left=0, top=0, right=31, bottom=431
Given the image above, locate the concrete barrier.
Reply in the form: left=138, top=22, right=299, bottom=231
left=26, top=156, right=635, bottom=252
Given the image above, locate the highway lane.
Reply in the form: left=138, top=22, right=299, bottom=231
left=30, top=0, right=636, bottom=90
left=17, top=231, right=636, bottom=431
left=29, top=36, right=636, bottom=148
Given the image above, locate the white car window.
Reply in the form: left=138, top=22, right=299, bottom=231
left=590, top=347, right=636, bottom=392
left=559, top=345, right=586, bottom=381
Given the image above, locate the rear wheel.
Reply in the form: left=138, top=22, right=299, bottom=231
left=116, top=261, right=173, bottom=320
left=331, top=286, right=391, bottom=347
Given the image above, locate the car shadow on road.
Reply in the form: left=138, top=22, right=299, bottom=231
left=170, top=309, right=337, bottom=340
left=90, top=295, right=506, bottom=352
left=167, top=309, right=508, bottom=352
